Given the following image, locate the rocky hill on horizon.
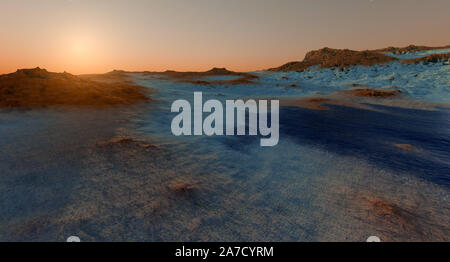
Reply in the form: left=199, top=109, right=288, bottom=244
left=0, top=67, right=149, bottom=108
left=269, top=44, right=450, bottom=72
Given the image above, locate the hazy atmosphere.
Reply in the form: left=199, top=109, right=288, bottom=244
left=1, top=0, right=449, bottom=74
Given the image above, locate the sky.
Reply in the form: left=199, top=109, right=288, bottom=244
left=0, top=0, right=449, bottom=74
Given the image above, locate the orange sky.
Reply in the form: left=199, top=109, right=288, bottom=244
left=1, top=0, right=449, bottom=74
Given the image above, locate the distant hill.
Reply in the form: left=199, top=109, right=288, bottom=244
left=269, top=45, right=450, bottom=72
left=269, top=47, right=397, bottom=72
left=375, top=44, right=450, bottom=54
left=146, top=67, right=259, bottom=85
left=0, top=67, right=149, bottom=108
left=157, top=67, right=257, bottom=79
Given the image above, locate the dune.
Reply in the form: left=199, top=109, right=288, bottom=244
left=0, top=68, right=150, bottom=108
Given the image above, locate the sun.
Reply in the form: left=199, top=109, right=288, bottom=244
left=59, top=28, right=113, bottom=73
left=70, top=36, right=93, bottom=58
left=62, top=32, right=104, bottom=73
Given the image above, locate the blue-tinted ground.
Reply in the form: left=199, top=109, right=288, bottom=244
left=0, top=57, right=449, bottom=241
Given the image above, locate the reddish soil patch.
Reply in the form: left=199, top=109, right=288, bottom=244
left=306, top=97, right=330, bottom=103
left=269, top=47, right=397, bottom=72
left=394, top=143, right=420, bottom=152
left=96, top=137, right=136, bottom=146
left=360, top=196, right=418, bottom=233
left=96, top=137, right=156, bottom=149
left=348, top=88, right=401, bottom=98
left=0, top=68, right=150, bottom=108
left=363, top=197, right=416, bottom=229
left=370, top=199, right=396, bottom=215
left=168, top=183, right=196, bottom=196
left=338, top=191, right=447, bottom=241
left=183, top=80, right=212, bottom=85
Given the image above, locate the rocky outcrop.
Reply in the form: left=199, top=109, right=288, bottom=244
left=0, top=68, right=150, bottom=108
left=269, top=47, right=398, bottom=72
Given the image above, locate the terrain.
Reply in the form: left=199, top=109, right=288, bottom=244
left=0, top=68, right=149, bottom=108
left=0, top=44, right=449, bottom=241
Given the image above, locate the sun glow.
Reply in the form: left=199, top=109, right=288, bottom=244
left=68, top=34, right=94, bottom=60
left=60, top=30, right=113, bottom=74
left=71, top=39, right=90, bottom=57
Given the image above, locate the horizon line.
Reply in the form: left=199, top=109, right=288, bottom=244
left=2, top=43, right=449, bottom=75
